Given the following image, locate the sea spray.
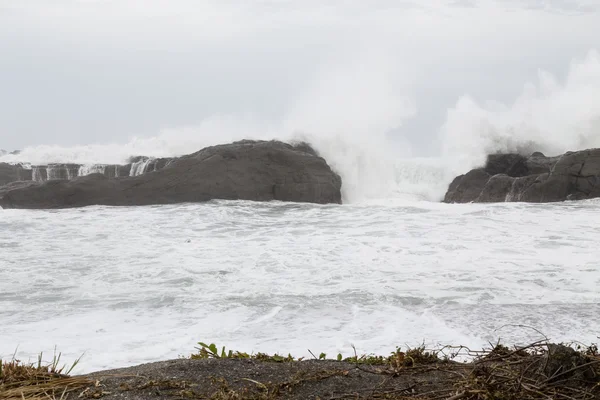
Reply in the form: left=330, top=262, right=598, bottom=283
left=2, top=51, right=599, bottom=202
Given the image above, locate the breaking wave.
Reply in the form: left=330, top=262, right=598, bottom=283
left=1, top=50, right=599, bottom=203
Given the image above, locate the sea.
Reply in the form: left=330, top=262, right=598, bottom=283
left=1, top=135, right=600, bottom=374
left=2, top=0, right=600, bottom=378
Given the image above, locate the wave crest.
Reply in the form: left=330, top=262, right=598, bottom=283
left=2, top=50, right=600, bottom=203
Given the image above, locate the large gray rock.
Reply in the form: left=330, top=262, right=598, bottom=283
left=0, top=140, right=342, bottom=209
left=444, top=149, right=600, bottom=203
left=0, top=163, right=33, bottom=185
left=0, top=180, right=39, bottom=199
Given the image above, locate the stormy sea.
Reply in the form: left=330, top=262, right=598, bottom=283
left=1, top=0, right=600, bottom=375
left=2, top=132, right=600, bottom=374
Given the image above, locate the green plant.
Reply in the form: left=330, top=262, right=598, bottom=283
left=192, top=343, right=295, bottom=363
left=193, top=342, right=248, bottom=359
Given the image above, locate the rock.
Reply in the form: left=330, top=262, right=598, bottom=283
left=145, top=158, right=174, bottom=173
left=82, top=357, right=460, bottom=400
left=444, top=149, right=600, bottom=203
left=31, top=164, right=81, bottom=181
left=127, top=156, right=147, bottom=164
left=289, top=141, right=320, bottom=157
left=541, top=344, right=598, bottom=383
left=0, top=159, right=172, bottom=186
left=0, top=180, right=39, bottom=198
left=476, top=174, right=515, bottom=202
left=444, top=169, right=491, bottom=203
left=526, top=152, right=561, bottom=175
left=0, top=163, right=32, bottom=186
left=0, top=140, right=342, bottom=209
left=484, top=154, right=529, bottom=177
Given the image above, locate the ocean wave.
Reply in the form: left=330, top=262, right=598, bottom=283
left=2, top=50, right=599, bottom=203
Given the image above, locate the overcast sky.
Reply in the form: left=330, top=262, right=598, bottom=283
left=0, top=0, right=599, bottom=157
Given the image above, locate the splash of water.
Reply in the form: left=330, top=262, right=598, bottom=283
left=129, top=159, right=153, bottom=176
left=440, top=50, right=600, bottom=174
left=78, top=164, right=108, bottom=176
left=1, top=50, right=599, bottom=203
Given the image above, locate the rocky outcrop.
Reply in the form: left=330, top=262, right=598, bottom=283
left=0, top=158, right=174, bottom=187
left=444, top=149, right=600, bottom=203
left=0, top=180, right=39, bottom=199
left=0, top=163, right=33, bottom=186
left=0, top=140, right=342, bottom=209
left=31, top=163, right=138, bottom=181
left=31, top=164, right=81, bottom=181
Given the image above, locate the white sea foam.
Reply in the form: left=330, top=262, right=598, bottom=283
left=0, top=200, right=599, bottom=373
left=129, top=159, right=152, bottom=176
left=1, top=0, right=599, bottom=379
left=440, top=50, right=600, bottom=174
left=78, top=164, right=108, bottom=176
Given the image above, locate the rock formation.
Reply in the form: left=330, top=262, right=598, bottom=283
left=0, top=140, right=342, bottom=209
left=0, top=157, right=175, bottom=187
left=0, top=163, right=33, bottom=186
left=444, top=149, right=600, bottom=203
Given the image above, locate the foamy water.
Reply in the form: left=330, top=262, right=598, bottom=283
left=2, top=0, right=600, bottom=378
left=1, top=200, right=599, bottom=373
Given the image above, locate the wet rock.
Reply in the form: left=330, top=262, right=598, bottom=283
left=0, top=163, right=32, bottom=185
left=444, top=149, right=600, bottom=203
left=0, top=140, right=342, bottom=209
left=541, top=344, right=598, bottom=383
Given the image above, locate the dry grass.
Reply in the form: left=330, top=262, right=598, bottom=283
left=3, top=340, right=599, bottom=399
left=0, top=352, right=91, bottom=400
left=432, top=341, right=600, bottom=400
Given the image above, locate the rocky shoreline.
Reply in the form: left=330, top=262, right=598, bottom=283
left=2, top=342, right=599, bottom=399
left=0, top=140, right=342, bottom=209
left=0, top=157, right=174, bottom=186
left=2, top=141, right=600, bottom=208
left=444, top=149, right=600, bottom=203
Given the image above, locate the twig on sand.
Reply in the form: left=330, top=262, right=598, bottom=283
left=445, top=391, right=470, bottom=400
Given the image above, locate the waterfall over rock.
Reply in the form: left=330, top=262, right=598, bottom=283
left=0, top=140, right=342, bottom=209
left=129, top=158, right=152, bottom=176
left=1, top=158, right=170, bottom=185
left=32, top=166, right=47, bottom=182
left=444, top=150, right=600, bottom=203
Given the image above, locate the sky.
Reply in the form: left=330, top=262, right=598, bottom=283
left=0, top=0, right=599, bottom=158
